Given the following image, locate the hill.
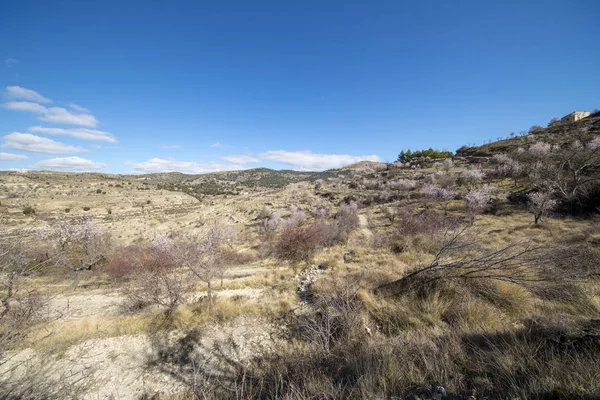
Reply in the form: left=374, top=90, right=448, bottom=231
left=457, top=111, right=600, bottom=158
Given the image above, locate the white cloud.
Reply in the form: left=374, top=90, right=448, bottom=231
left=5, top=86, right=52, bottom=104
left=3, top=101, right=98, bottom=127
left=125, top=158, right=245, bottom=174
left=222, top=155, right=260, bottom=164
left=31, top=156, right=107, bottom=172
left=162, top=144, right=182, bottom=149
left=68, top=103, right=90, bottom=113
left=29, top=126, right=116, bottom=143
left=0, top=152, right=28, bottom=161
left=259, top=150, right=383, bottom=170
left=5, top=58, right=19, bottom=66
left=210, top=142, right=224, bottom=148
left=40, top=106, right=98, bottom=127
left=3, top=101, right=47, bottom=113
left=2, top=132, right=86, bottom=154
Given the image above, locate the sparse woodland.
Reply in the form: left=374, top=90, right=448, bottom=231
left=2, top=113, right=600, bottom=399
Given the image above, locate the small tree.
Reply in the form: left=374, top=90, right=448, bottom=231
left=460, top=167, right=485, bottom=187
left=465, top=185, right=491, bottom=223
left=173, top=227, right=235, bottom=304
left=442, top=158, right=453, bottom=173
left=527, top=191, right=557, bottom=224
left=39, top=218, right=109, bottom=272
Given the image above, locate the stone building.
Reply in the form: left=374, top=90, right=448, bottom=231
left=560, top=111, right=590, bottom=124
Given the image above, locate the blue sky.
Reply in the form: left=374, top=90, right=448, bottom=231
left=1, top=0, right=598, bottom=173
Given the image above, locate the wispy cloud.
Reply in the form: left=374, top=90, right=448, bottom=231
left=29, top=126, right=116, bottom=143
left=40, top=106, right=98, bottom=127
left=5, top=86, right=52, bottom=103
left=0, top=152, right=28, bottom=161
left=210, top=142, right=225, bottom=148
left=222, top=150, right=382, bottom=171
left=5, top=58, right=19, bottom=66
left=67, top=103, right=90, bottom=113
left=31, top=156, right=107, bottom=172
left=222, top=155, right=260, bottom=164
left=3, top=101, right=47, bottom=113
left=162, top=144, right=182, bottom=149
left=2, top=132, right=86, bottom=154
left=2, top=86, right=99, bottom=127
left=125, top=158, right=245, bottom=174
left=3, top=101, right=99, bottom=127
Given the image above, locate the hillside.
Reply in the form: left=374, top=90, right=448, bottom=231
left=4, top=122, right=600, bottom=399
left=457, top=111, right=600, bottom=158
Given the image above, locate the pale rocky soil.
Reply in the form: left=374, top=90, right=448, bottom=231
left=1, top=284, right=277, bottom=399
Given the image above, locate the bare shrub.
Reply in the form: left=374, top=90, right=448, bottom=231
left=257, top=212, right=280, bottom=239
left=334, top=202, right=359, bottom=237
left=274, top=223, right=324, bottom=263
left=124, top=246, right=189, bottom=313
left=379, top=225, right=600, bottom=300
left=103, top=246, right=144, bottom=280
left=397, top=209, right=457, bottom=236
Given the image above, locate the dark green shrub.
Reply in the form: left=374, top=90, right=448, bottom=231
left=22, top=206, right=35, bottom=215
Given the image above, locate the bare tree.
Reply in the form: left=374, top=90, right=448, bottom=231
left=460, top=166, right=485, bottom=187
left=378, top=225, right=600, bottom=298
left=527, top=191, right=557, bottom=224
left=173, top=226, right=235, bottom=304
left=0, top=234, right=49, bottom=363
left=39, top=218, right=109, bottom=272
left=465, top=185, right=491, bottom=222
left=442, top=158, right=454, bottom=173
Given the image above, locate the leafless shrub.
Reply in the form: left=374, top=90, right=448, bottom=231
left=310, top=207, right=330, bottom=219
left=397, top=209, right=457, bottom=236
left=123, top=246, right=190, bottom=313
left=274, top=223, right=325, bottom=263
left=257, top=212, right=280, bottom=239
left=294, top=279, right=364, bottom=355
left=379, top=226, right=600, bottom=298
left=103, top=246, right=144, bottom=280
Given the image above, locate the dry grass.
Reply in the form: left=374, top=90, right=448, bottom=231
left=24, top=313, right=152, bottom=355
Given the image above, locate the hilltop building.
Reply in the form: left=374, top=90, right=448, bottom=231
left=560, top=111, right=590, bottom=124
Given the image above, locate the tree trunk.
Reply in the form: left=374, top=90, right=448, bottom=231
left=207, top=279, right=213, bottom=305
